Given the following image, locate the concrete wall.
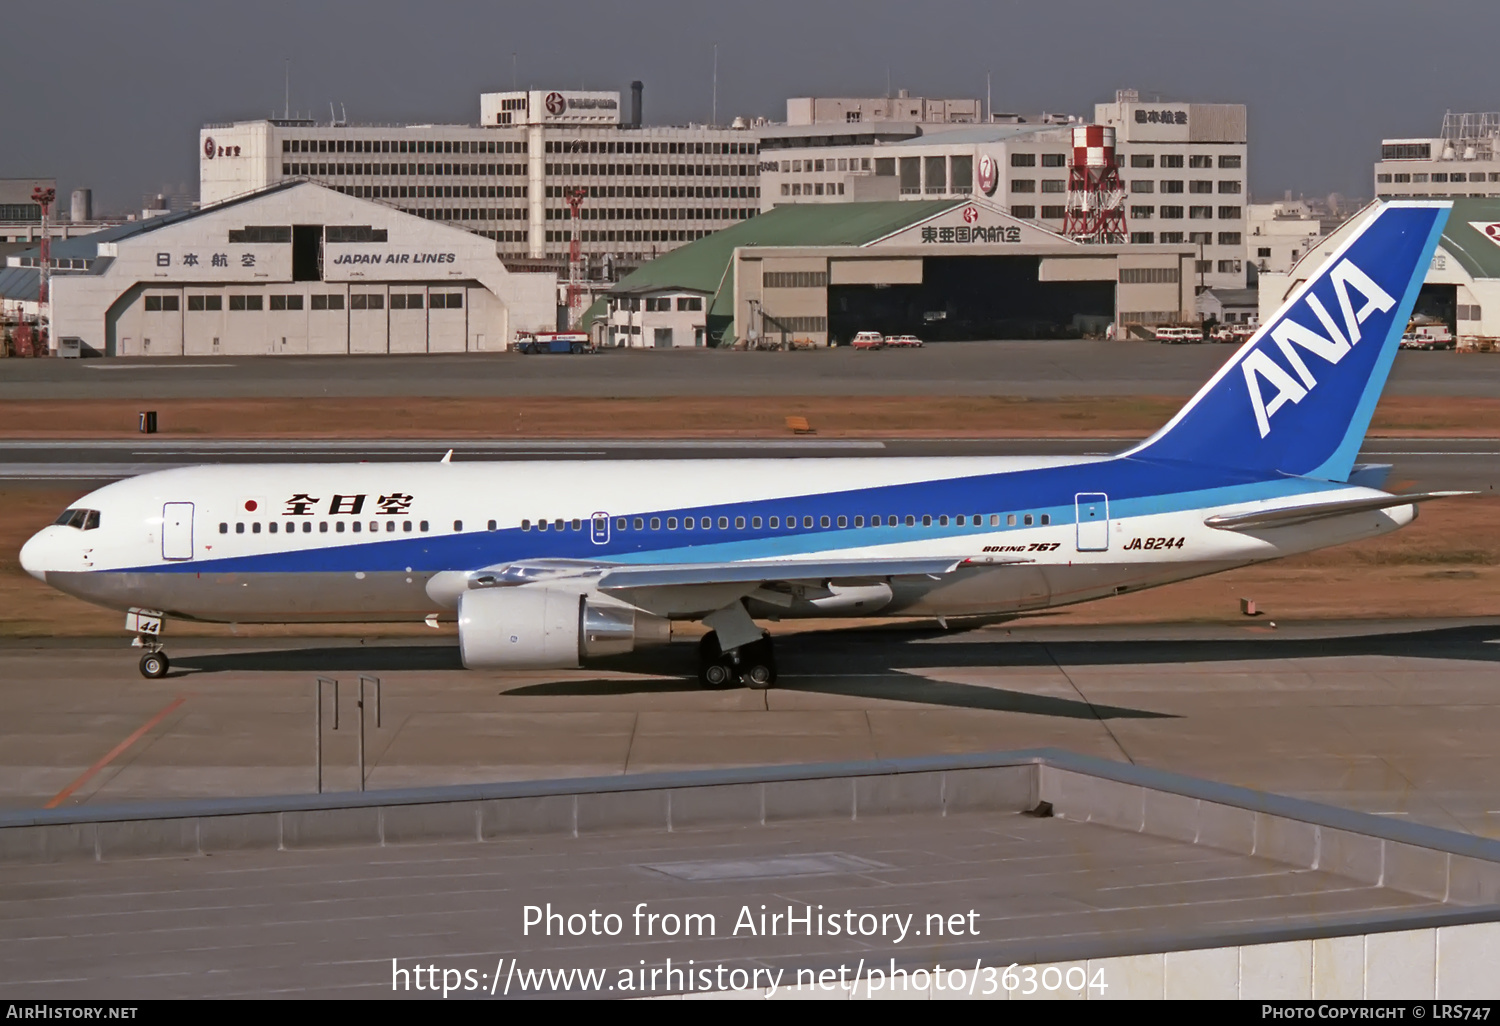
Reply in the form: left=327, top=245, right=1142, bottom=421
left=674, top=922, right=1500, bottom=999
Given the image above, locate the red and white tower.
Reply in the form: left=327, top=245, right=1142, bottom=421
left=563, top=186, right=588, bottom=325
left=31, top=186, right=55, bottom=353
left=1061, top=125, right=1126, bottom=244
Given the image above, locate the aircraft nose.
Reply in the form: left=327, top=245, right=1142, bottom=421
left=19, top=530, right=50, bottom=582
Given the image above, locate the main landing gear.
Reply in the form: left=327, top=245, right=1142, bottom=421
left=698, top=631, right=777, bottom=690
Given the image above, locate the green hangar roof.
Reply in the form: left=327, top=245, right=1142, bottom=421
left=598, top=200, right=964, bottom=328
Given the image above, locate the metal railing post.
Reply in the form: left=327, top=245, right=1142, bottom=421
left=357, top=688, right=366, bottom=792
left=315, top=676, right=337, bottom=794
left=360, top=674, right=382, bottom=728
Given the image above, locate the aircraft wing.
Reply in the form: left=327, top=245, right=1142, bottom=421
left=1204, top=491, right=1474, bottom=531
left=596, top=555, right=1026, bottom=592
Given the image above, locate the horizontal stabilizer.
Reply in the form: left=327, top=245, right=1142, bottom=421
left=597, top=555, right=1022, bottom=591
left=1204, top=491, right=1474, bottom=531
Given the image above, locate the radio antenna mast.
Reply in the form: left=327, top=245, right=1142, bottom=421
left=712, top=43, right=718, bottom=126
left=284, top=59, right=290, bottom=120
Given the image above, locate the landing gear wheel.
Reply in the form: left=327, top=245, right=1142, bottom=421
left=738, top=637, right=777, bottom=690
left=697, top=632, right=737, bottom=690
left=139, top=651, right=169, bottom=679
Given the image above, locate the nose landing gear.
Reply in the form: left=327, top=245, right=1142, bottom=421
left=127, top=608, right=169, bottom=679
left=138, top=648, right=170, bottom=679
left=697, top=631, right=777, bottom=690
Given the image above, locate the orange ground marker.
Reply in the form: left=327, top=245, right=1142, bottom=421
left=44, top=695, right=188, bottom=809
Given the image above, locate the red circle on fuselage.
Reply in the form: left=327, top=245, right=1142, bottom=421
left=245, top=500, right=258, bottom=511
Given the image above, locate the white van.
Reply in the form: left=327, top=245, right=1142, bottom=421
left=1154, top=326, right=1203, bottom=344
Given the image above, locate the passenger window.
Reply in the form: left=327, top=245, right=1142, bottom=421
left=571, top=519, right=581, bottom=531
left=235, top=523, right=245, bottom=534
left=684, top=518, right=695, bottom=530
left=888, top=515, right=899, bottom=526
left=421, top=521, right=429, bottom=532
left=488, top=520, right=497, bottom=531
left=634, top=517, right=644, bottom=530
left=252, top=522, right=262, bottom=534
left=803, top=516, right=813, bottom=528
left=939, top=515, right=949, bottom=526
left=454, top=520, right=463, bottom=531
left=955, top=515, right=965, bottom=526
left=219, top=523, right=228, bottom=534
left=717, top=517, right=728, bottom=529
left=837, top=515, right=847, bottom=528
left=1040, top=514, right=1051, bottom=526
left=854, top=516, right=864, bottom=527
left=385, top=521, right=395, bottom=533
left=336, top=521, right=346, bottom=533
left=752, top=516, right=762, bottom=529
left=319, top=522, right=328, bottom=533
left=616, top=518, right=627, bottom=530
left=769, top=516, right=779, bottom=528
left=701, top=517, right=711, bottom=529
left=1007, top=514, right=1017, bottom=526
left=268, top=522, right=278, bottom=534
left=650, top=517, right=661, bottom=530
left=554, top=519, right=564, bottom=531
left=735, top=516, right=745, bottom=529
left=904, top=515, right=915, bottom=527
left=303, top=522, right=313, bottom=533
left=667, top=517, right=678, bottom=530
left=521, top=519, right=531, bottom=530
left=1024, top=514, right=1034, bottom=526
left=403, top=521, right=413, bottom=532
left=922, top=515, right=932, bottom=527
left=352, top=522, right=361, bottom=533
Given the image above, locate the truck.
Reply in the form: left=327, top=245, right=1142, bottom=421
left=1399, top=324, right=1454, bottom=351
left=514, top=331, right=593, bottom=354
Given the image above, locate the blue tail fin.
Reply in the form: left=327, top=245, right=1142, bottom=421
left=1125, top=201, right=1450, bottom=481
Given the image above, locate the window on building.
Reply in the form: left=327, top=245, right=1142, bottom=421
left=1160, top=180, right=1183, bottom=193
left=1159, top=205, right=1184, bottom=218
left=1217, top=206, right=1241, bottom=219
left=1189, top=232, right=1213, bottom=245
left=1041, top=179, right=1065, bottom=193
left=1159, top=231, right=1184, bottom=244
left=1130, top=205, right=1154, bottom=218
left=1040, top=205, right=1066, bottom=219
left=1189, top=155, right=1213, bottom=168
left=1189, top=180, right=1214, bottom=193
left=1218, top=232, right=1241, bottom=245
left=1218, top=154, right=1242, bottom=169
left=1041, top=153, right=1066, bottom=167
left=1217, top=259, right=1242, bottom=274
left=1376, top=173, right=1393, bottom=183
left=1381, top=143, right=1431, bottom=160
left=676, top=296, right=703, bottom=311
left=1218, top=180, right=1242, bottom=194
left=1130, top=180, right=1155, bottom=193
left=1160, top=154, right=1184, bottom=168
left=1011, top=153, right=1036, bottom=167
left=1130, top=232, right=1155, bottom=244
left=1257, top=246, right=1272, bottom=258
left=1010, top=205, right=1036, bottom=219
left=1130, top=154, right=1155, bottom=168
left=1189, top=206, right=1213, bottom=219
left=1010, top=179, right=1035, bottom=193
left=144, top=296, right=162, bottom=311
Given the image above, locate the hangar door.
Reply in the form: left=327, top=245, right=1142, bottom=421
left=827, top=256, right=1114, bottom=342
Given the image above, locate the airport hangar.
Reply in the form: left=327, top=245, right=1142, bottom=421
left=13, top=180, right=556, bottom=357
left=592, top=198, right=1198, bottom=347
left=1258, top=196, right=1500, bottom=346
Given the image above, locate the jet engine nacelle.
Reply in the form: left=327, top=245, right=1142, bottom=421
left=457, top=587, right=669, bottom=669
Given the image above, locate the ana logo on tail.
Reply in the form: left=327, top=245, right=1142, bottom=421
left=1243, top=258, right=1396, bottom=437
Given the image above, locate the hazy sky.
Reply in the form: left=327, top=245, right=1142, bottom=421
left=5, top=1, right=1497, bottom=214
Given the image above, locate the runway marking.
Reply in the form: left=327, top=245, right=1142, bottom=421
left=43, top=695, right=188, bottom=809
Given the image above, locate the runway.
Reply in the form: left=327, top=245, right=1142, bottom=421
left=5, top=618, right=1500, bottom=838
left=5, top=436, right=1498, bottom=491
left=3, top=342, right=1497, bottom=399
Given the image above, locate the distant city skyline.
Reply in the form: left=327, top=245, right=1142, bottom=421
left=4, top=0, right=1497, bottom=215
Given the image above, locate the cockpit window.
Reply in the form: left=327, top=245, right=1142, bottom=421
left=54, top=508, right=101, bottom=531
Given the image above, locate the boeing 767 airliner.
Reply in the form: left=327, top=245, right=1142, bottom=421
left=20, top=201, right=1465, bottom=686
